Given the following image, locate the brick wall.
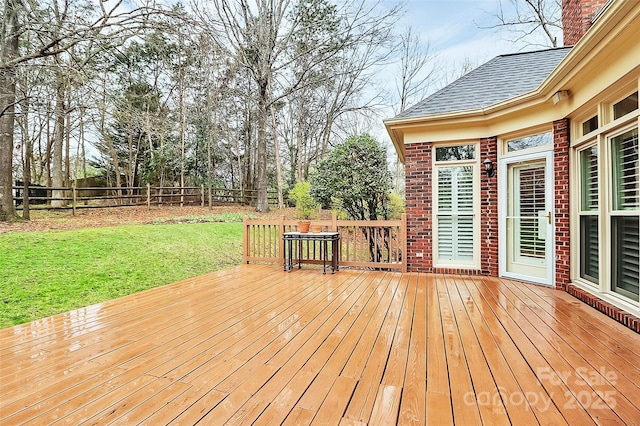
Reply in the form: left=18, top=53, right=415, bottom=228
left=553, top=119, right=571, bottom=290
left=404, top=139, right=499, bottom=275
left=404, top=142, right=433, bottom=272
left=480, top=137, right=499, bottom=276
left=562, top=0, right=609, bottom=45
left=566, top=285, right=640, bottom=334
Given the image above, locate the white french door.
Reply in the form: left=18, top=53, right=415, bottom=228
left=499, top=151, right=555, bottom=285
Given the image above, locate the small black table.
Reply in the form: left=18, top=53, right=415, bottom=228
left=283, top=232, right=340, bottom=274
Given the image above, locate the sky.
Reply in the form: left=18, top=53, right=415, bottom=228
left=370, top=0, right=563, bottom=152
left=397, top=0, right=561, bottom=66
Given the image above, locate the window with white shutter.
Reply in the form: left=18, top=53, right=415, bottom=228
left=434, top=144, right=479, bottom=268
left=570, top=88, right=640, bottom=313
left=611, top=128, right=639, bottom=298
left=579, top=145, right=599, bottom=284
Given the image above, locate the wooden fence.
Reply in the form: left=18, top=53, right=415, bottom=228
left=243, top=214, right=407, bottom=273
left=12, top=184, right=282, bottom=213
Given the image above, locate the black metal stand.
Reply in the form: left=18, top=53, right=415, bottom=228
left=283, top=232, right=340, bottom=274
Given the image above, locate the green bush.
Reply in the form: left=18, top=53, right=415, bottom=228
left=310, top=134, right=392, bottom=220
left=288, top=181, right=319, bottom=220
left=387, top=192, right=405, bottom=220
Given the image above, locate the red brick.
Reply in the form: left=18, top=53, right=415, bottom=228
left=554, top=118, right=571, bottom=290
left=562, top=0, right=609, bottom=45
left=565, top=284, right=640, bottom=334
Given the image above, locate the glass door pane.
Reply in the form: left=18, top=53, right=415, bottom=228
left=515, top=165, right=547, bottom=261
left=502, top=152, right=553, bottom=285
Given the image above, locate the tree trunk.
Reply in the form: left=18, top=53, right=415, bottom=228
left=127, top=125, right=134, bottom=189
left=256, top=80, right=269, bottom=212
left=0, top=77, right=17, bottom=220
left=179, top=81, right=185, bottom=207
left=64, top=88, right=71, bottom=186
left=0, top=0, right=19, bottom=221
left=208, top=126, right=213, bottom=210
left=270, top=103, right=284, bottom=209
left=51, top=75, right=65, bottom=207
left=22, top=98, right=31, bottom=219
left=45, top=116, right=52, bottom=187
left=79, top=106, right=86, bottom=179
left=99, top=75, right=121, bottom=197
left=295, top=88, right=306, bottom=182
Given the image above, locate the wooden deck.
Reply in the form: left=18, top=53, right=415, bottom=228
left=1, top=265, right=639, bottom=425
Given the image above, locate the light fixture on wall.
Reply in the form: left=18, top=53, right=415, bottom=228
left=483, top=158, right=495, bottom=178
left=552, top=90, right=569, bottom=105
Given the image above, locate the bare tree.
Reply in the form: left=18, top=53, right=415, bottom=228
left=0, top=0, right=168, bottom=221
left=199, top=0, right=290, bottom=212
left=480, top=0, right=562, bottom=48
left=196, top=0, right=400, bottom=212
left=395, top=26, right=437, bottom=114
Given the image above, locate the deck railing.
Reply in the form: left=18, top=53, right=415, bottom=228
left=243, top=214, right=407, bottom=273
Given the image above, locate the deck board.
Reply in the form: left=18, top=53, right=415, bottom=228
left=482, top=278, right=625, bottom=424
left=443, top=275, right=513, bottom=426
left=436, top=275, right=483, bottom=425
left=457, top=276, right=566, bottom=425
left=397, top=273, right=426, bottom=425
left=425, top=274, right=454, bottom=425
left=1, top=264, right=639, bottom=425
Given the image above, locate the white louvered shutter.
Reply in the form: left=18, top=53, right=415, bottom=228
left=437, top=166, right=474, bottom=261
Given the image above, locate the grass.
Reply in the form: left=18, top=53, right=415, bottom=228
left=0, top=221, right=243, bottom=328
left=152, top=212, right=252, bottom=224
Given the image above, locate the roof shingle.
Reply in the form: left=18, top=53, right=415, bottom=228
left=394, top=47, right=572, bottom=120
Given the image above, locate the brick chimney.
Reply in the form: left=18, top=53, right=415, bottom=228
left=562, top=0, right=609, bottom=45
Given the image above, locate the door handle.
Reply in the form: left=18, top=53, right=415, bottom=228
left=546, top=211, right=552, bottom=225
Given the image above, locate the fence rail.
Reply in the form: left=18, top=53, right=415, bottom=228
left=243, top=214, right=407, bottom=273
left=12, top=184, right=282, bottom=213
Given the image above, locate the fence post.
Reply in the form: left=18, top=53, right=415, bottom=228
left=146, top=184, right=151, bottom=210
left=201, top=185, right=205, bottom=207
left=72, top=183, right=77, bottom=216
left=401, top=213, right=407, bottom=274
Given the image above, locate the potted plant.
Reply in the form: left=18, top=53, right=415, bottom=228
left=289, top=181, right=319, bottom=233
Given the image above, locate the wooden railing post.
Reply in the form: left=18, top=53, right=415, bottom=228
left=331, top=214, right=338, bottom=232
left=279, top=215, right=285, bottom=267
left=401, top=213, right=408, bottom=274
left=243, top=215, right=249, bottom=264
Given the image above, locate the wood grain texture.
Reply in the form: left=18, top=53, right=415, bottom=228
left=1, top=265, right=639, bottom=425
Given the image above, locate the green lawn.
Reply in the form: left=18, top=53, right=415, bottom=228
left=0, top=221, right=243, bottom=328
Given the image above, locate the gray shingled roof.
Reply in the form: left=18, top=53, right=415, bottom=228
left=394, top=47, right=572, bottom=120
